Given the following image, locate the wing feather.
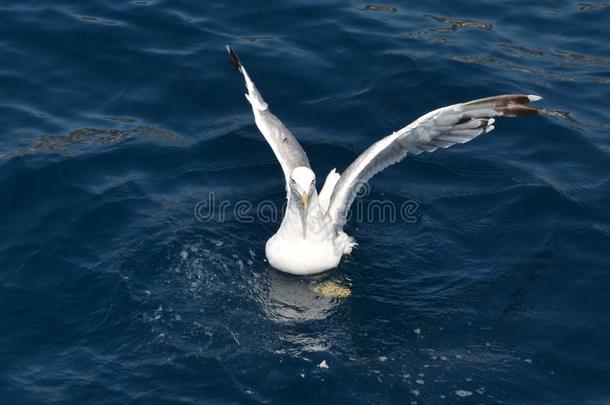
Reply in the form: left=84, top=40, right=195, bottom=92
left=226, top=46, right=310, bottom=194
left=327, top=94, right=541, bottom=226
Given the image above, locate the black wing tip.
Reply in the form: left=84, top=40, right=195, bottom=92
left=465, top=94, right=543, bottom=117
left=225, top=45, right=242, bottom=71
left=506, top=94, right=543, bottom=117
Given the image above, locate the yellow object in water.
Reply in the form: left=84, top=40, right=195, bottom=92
left=311, top=281, right=351, bottom=298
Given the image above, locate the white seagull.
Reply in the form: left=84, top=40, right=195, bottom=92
left=226, top=46, right=541, bottom=275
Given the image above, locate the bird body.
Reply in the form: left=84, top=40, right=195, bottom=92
left=226, top=46, right=541, bottom=275
left=265, top=167, right=355, bottom=275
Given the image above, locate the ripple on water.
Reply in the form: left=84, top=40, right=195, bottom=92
left=361, top=4, right=398, bottom=13
left=578, top=2, right=608, bottom=11
left=424, top=14, right=494, bottom=32
left=1, top=0, right=609, bottom=403
left=79, top=15, right=121, bottom=25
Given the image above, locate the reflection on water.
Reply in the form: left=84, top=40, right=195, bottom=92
left=256, top=268, right=350, bottom=323
left=144, top=236, right=353, bottom=354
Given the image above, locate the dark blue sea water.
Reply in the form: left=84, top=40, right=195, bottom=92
left=1, top=1, right=609, bottom=404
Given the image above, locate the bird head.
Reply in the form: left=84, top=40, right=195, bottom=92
left=289, top=167, right=316, bottom=211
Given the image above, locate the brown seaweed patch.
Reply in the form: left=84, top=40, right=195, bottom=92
left=554, top=49, right=610, bottom=67
left=402, top=51, right=607, bottom=87
left=425, top=15, right=493, bottom=32
left=362, top=4, right=398, bottom=13
left=553, top=75, right=610, bottom=85
left=449, top=55, right=537, bottom=75
left=30, top=125, right=179, bottom=152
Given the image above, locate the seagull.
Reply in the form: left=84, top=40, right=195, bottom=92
left=226, top=46, right=541, bottom=275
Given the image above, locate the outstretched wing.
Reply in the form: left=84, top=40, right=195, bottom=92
left=327, top=94, right=542, bottom=226
left=226, top=46, right=310, bottom=194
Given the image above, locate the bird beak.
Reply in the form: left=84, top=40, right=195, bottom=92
left=300, top=192, right=308, bottom=211
left=299, top=192, right=309, bottom=239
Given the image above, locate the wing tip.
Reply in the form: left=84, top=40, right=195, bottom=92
left=527, top=94, right=542, bottom=102
left=501, top=94, right=543, bottom=117
left=225, top=45, right=242, bottom=71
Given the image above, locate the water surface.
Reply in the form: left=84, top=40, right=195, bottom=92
left=1, top=1, right=609, bottom=404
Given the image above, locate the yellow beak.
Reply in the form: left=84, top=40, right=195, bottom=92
left=300, top=192, right=308, bottom=210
